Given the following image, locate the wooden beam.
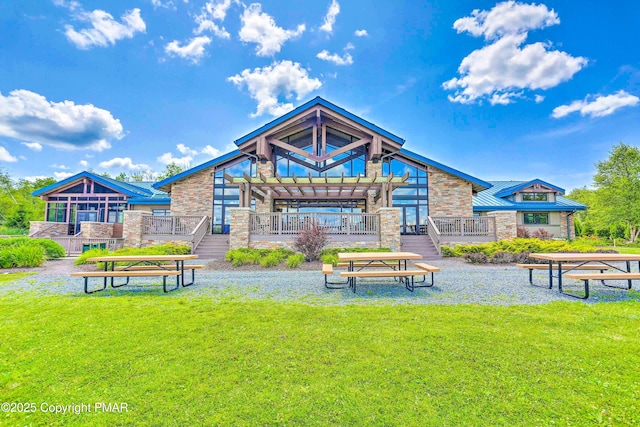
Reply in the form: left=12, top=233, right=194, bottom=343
left=317, top=137, right=372, bottom=162
left=321, top=124, right=326, bottom=157
left=224, top=172, right=235, bottom=183
left=243, top=172, right=254, bottom=183
left=386, top=172, right=395, bottom=183
left=312, top=125, right=317, bottom=158
left=251, top=189, right=265, bottom=203
left=268, top=138, right=320, bottom=161
left=401, top=171, right=410, bottom=182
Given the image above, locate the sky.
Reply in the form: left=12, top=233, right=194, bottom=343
left=1, top=0, right=639, bottom=192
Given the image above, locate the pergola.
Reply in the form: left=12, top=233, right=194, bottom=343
left=225, top=172, right=410, bottom=208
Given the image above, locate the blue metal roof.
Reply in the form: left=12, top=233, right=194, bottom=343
left=494, top=179, right=565, bottom=198
left=398, top=148, right=492, bottom=192
left=127, top=197, right=171, bottom=205
left=474, top=181, right=586, bottom=212
left=153, top=149, right=243, bottom=190
left=234, top=97, right=405, bottom=146
left=32, top=171, right=153, bottom=197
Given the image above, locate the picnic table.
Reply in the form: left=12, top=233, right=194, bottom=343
left=528, top=253, right=640, bottom=299
left=71, top=254, right=202, bottom=294
left=335, top=251, right=439, bottom=293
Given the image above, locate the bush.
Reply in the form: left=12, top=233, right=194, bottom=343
left=516, top=226, right=530, bottom=238
left=260, top=253, right=281, bottom=268
left=490, top=251, right=513, bottom=264
left=0, top=245, right=45, bottom=268
left=531, top=228, right=554, bottom=240
left=231, top=252, right=250, bottom=267
left=293, top=221, right=328, bottom=261
left=441, top=246, right=456, bottom=257
left=464, top=252, right=489, bottom=264
left=286, top=254, right=305, bottom=269
left=321, top=254, right=339, bottom=266
left=0, top=237, right=65, bottom=259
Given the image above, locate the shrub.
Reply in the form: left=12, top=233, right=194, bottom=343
left=441, top=246, right=456, bottom=257
left=0, top=245, right=45, bottom=268
left=516, top=226, right=530, bottom=238
left=531, top=228, right=554, bottom=240
left=321, top=253, right=338, bottom=266
left=490, top=251, right=513, bottom=264
left=293, top=221, right=328, bottom=261
left=231, top=252, right=249, bottom=267
left=0, top=237, right=65, bottom=259
left=286, top=253, right=305, bottom=269
left=464, top=252, right=489, bottom=264
left=260, top=253, right=281, bottom=268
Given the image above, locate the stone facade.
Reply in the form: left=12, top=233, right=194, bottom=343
left=169, top=167, right=214, bottom=217
left=427, top=166, right=473, bottom=216
left=28, top=221, right=70, bottom=237
left=487, top=210, right=517, bottom=240
left=229, top=207, right=252, bottom=249
left=378, top=207, right=401, bottom=251
left=123, top=210, right=150, bottom=248
left=80, top=222, right=114, bottom=238
left=255, top=161, right=274, bottom=214
left=559, top=212, right=575, bottom=239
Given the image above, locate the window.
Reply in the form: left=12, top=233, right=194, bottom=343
left=152, top=209, right=171, bottom=216
left=523, top=212, right=549, bottom=224
left=522, top=192, right=548, bottom=201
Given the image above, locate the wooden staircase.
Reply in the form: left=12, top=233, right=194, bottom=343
left=400, top=235, right=441, bottom=260
left=194, top=234, right=230, bottom=259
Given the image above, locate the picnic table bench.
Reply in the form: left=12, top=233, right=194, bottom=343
left=516, top=263, right=607, bottom=287
left=563, top=272, right=640, bottom=299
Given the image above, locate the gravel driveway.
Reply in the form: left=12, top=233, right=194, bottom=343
left=1, top=258, right=639, bottom=305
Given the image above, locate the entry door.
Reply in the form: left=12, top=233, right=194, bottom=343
left=400, top=206, right=419, bottom=235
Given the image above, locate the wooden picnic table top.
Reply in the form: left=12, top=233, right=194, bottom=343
left=86, top=254, right=199, bottom=262
left=530, top=253, right=640, bottom=262
left=337, top=252, right=422, bottom=261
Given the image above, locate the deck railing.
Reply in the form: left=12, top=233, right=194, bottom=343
left=142, top=215, right=204, bottom=235
left=50, top=237, right=124, bottom=256
left=431, top=216, right=496, bottom=239
left=250, top=213, right=380, bottom=235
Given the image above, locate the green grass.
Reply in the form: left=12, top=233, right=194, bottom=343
left=601, top=246, right=640, bottom=254
left=1, top=295, right=639, bottom=426
left=0, top=272, right=33, bottom=283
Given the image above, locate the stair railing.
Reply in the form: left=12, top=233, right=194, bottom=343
left=190, top=216, right=211, bottom=254
left=426, top=217, right=442, bottom=256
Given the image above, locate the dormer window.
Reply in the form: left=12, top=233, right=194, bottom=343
left=522, top=192, right=548, bottom=202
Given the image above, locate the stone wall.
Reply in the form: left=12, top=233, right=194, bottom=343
left=487, top=210, right=517, bottom=240
left=28, top=221, right=70, bottom=237
left=559, top=212, right=575, bottom=239
left=123, top=210, right=150, bottom=248
left=378, top=207, right=401, bottom=251
left=170, top=167, right=214, bottom=217
left=80, top=222, right=114, bottom=238
left=255, top=161, right=274, bottom=214
left=229, top=207, right=252, bottom=249
left=428, top=166, right=473, bottom=216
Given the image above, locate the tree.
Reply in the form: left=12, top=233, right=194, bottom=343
left=593, top=143, right=640, bottom=242
left=157, top=162, right=187, bottom=181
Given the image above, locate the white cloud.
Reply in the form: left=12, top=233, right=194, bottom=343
left=54, top=171, right=74, bottom=180
left=228, top=60, right=322, bottom=117
left=157, top=152, right=192, bottom=167
left=316, top=49, right=353, bottom=65
left=79, top=160, right=89, bottom=167
left=165, top=36, right=212, bottom=63
left=53, top=0, right=81, bottom=12
left=0, top=89, right=124, bottom=151
left=552, top=90, right=640, bottom=119
left=238, top=4, right=305, bottom=56
left=151, top=0, right=176, bottom=10
left=201, top=145, right=221, bottom=157
left=24, top=175, right=49, bottom=182
left=319, top=0, right=340, bottom=34
left=534, top=94, right=545, bottom=103
left=443, top=33, right=587, bottom=104
left=19, top=155, right=27, bottom=161
left=354, top=29, right=368, bottom=37
left=194, top=0, right=235, bottom=39
left=63, top=8, right=146, bottom=49
left=0, top=147, right=17, bottom=162
left=444, top=2, right=586, bottom=105
left=51, top=164, right=70, bottom=170
left=99, top=157, right=151, bottom=170
left=21, top=141, right=42, bottom=151
left=176, top=143, right=199, bottom=156
left=453, top=1, right=559, bottom=40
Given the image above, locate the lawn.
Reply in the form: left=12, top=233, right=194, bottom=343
left=1, top=293, right=639, bottom=426
left=604, top=246, right=640, bottom=254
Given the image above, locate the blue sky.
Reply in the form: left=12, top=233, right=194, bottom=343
left=1, top=0, right=639, bottom=192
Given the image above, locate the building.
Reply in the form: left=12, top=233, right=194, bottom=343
left=30, top=97, right=586, bottom=257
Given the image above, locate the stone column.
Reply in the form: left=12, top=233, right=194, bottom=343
left=559, top=212, right=575, bottom=239
left=229, top=207, right=253, bottom=250
left=366, top=160, right=383, bottom=213
left=80, top=222, right=114, bottom=238
left=255, top=161, right=274, bottom=214
left=486, top=211, right=517, bottom=240
left=123, top=211, right=150, bottom=248
left=378, top=207, right=401, bottom=251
